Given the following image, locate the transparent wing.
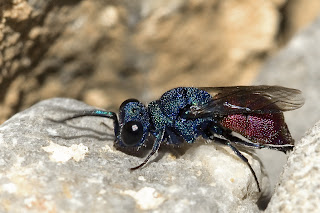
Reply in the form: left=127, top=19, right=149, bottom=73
left=188, top=85, right=304, bottom=117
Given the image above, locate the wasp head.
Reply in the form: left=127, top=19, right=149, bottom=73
left=115, top=99, right=150, bottom=149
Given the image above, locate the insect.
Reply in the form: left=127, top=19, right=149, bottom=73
left=62, top=86, right=304, bottom=192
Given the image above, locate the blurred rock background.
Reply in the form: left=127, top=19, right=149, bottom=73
left=1, top=0, right=320, bottom=126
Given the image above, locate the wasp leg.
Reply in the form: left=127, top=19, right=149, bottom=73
left=214, top=137, right=261, bottom=192
left=209, top=125, right=261, bottom=192
left=130, top=128, right=165, bottom=170
left=222, top=131, right=294, bottom=153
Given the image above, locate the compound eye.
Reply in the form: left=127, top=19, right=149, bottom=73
left=121, top=121, right=144, bottom=146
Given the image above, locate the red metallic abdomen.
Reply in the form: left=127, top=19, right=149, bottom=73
left=220, top=113, right=294, bottom=145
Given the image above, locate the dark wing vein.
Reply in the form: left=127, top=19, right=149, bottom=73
left=190, top=85, right=304, bottom=117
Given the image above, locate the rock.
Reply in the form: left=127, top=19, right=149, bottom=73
left=265, top=120, right=320, bottom=212
left=0, top=98, right=266, bottom=212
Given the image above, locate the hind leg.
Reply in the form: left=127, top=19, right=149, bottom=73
left=220, top=130, right=294, bottom=153
left=205, top=124, right=261, bottom=192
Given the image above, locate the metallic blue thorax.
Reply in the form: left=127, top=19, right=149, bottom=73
left=147, top=87, right=215, bottom=144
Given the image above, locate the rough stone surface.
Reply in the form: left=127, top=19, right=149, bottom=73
left=265, top=120, right=320, bottom=213
left=0, top=98, right=267, bottom=212
left=1, top=0, right=320, bottom=123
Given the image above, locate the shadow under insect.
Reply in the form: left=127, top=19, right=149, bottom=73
left=47, top=117, right=113, bottom=141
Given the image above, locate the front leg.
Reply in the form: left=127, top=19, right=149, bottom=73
left=130, top=128, right=165, bottom=170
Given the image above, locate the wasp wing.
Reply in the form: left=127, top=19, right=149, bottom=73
left=188, top=85, right=304, bottom=117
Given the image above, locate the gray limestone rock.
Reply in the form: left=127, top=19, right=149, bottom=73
left=0, top=98, right=266, bottom=212
left=265, top=120, right=320, bottom=212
